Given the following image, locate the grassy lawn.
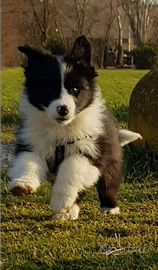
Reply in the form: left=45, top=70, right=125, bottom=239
left=1, top=68, right=24, bottom=142
left=1, top=68, right=158, bottom=270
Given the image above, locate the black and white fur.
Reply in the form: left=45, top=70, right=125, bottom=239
left=8, top=36, right=142, bottom=220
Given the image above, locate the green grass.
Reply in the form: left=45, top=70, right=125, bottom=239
left=98, top=69, right=147, bottom=108
left=1, top=68, right=24, bottom=142
left=1, top=171, right=158, bottom=270
left=1, top=68, right=158, bottom=270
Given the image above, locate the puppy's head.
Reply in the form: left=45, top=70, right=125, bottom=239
left=19, top=36, right=98, bottom=125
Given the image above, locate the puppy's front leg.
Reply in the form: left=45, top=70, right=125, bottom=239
left=8, top=152, right=48, bottom=196
left=51, top=155, right=100, bottom=220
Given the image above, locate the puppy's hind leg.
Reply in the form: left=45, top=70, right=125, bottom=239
left=8, top=152, right=48, bottom=196
left=97, top=175, right=120, bottom=215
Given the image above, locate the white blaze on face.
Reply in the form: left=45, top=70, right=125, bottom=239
left=46, top=58, right=76, bottom=125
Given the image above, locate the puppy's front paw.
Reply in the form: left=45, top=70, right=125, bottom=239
left=52, top=204, right=80, bottom=221
left=51, top=192, right=75, bottom=214
left=52, top=210, right=69, bottom=221
left=10, top=181, right=36, bottom=196
left=100, top=206, right=120, bottom=215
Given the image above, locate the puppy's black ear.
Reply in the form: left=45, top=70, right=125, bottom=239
left=71, top=36, right=91, bottom=64
left=18, top=45, right=51, bottom=69
left=18, top=45, right=33, bottom=55
left=18, top=45, right=41, bottom=66
left=18, top=45, right=44, bottom=60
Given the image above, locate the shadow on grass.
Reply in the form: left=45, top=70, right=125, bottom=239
left=5, top=253, right=157, bottom=270
left=1, top=110, right=19, bottom=126
left=109, top=104, right=129, bottom=126
left=9, top=259, right=100, bottom=270
left=123, top=145, right=158, bottom=182
left=1, top=214, right=53, bottom=224
left=96, top=227, right=130, bottom=238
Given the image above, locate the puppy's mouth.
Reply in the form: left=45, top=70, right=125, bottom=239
left=56, top=117, right=66, bottom=121
left=56, top=117, right=67, bottom=122
left=55, top=116, right=75, bottom=125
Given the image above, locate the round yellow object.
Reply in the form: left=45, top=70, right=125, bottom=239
left=129, top=70, right=158, bottom=148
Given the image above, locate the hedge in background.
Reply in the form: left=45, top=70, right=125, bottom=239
left=133, top=42, right=158, bottom=69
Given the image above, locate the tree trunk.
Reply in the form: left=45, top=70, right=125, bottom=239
left=116, top=44, right=123, bottom=67
left=117, top=13, right=123, bottom=67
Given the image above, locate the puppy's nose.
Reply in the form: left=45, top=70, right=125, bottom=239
left=57, top=105, right=69, bottom=116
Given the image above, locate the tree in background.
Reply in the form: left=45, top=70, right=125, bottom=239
left=52, top=0, right=102, bottom=49
left=20, top=0, right=102, bottom=51
left=2, top=0, right=158, bottom=67
left=97, top=0, right=116, bottom=68
left=122, top=0, right=157, bottom=47
left=28, top=0, right=51, bottom=45
left=116, top=0, right=126, bottom=66
left=19, top=0, right=55, bottom=46
left=151, top=6, right=158, bottom=42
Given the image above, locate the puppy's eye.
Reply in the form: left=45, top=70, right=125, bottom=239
left=71, top=87, right=79, bottom=94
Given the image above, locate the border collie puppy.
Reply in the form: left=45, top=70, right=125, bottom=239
left=8, top=36, right=141, bottom=220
